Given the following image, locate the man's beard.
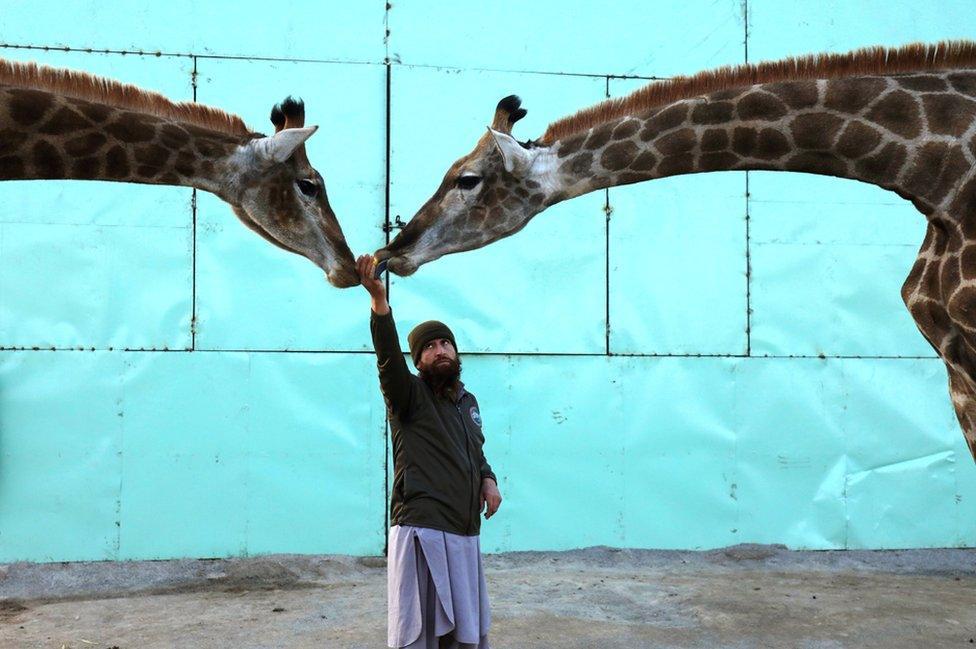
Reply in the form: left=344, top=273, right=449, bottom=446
left=419, top=357, right=462, bottom=398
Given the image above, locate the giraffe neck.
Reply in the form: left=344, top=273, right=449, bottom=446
left=548, top=73, right=976, bottom=215
left=0, top=85, right=244, bottom=196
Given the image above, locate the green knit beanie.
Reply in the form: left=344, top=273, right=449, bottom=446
left=407, top=320, right=457, bottom=367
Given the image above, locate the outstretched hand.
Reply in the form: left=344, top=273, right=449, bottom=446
left=356, top=254, right=390, bottom=314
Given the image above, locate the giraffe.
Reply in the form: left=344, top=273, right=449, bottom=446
left=0, top=58, right=359, bottom=287
left=374, top=41, right=976, bottom=461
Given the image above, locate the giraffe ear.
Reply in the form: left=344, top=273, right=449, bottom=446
left=252, top=126, right=318, bottom=165
left=488, top=127, right=532, bottom=175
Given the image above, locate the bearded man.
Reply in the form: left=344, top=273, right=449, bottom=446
left=356, top=255, right=502, bottom=649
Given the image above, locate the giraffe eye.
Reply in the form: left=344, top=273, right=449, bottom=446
left=456, top=175, right=482, bottom=191
left=297, top=179, right=318, bottom=197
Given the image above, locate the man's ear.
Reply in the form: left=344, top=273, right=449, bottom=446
left=488, top=127, right=533, bottom=175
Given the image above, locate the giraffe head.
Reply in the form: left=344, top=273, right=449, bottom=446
left=376, top=96, right=557, bottom=275
left=228, top=97, right=358, bottom=288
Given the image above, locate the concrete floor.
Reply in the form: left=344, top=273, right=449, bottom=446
left=1, top=545, right=974, bottom=648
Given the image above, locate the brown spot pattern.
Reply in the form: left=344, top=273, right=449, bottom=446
left=72, top=157, right=101, bottom=180
left=159, top=124, right=191, bottom=149
left=731, top=127, right=757, bottom=157
left=903, top=142, right=951, bottom=198
left=786, top=151, right=847, bottom=176
left=584, top=123, right=614, bottom=150
left=897, top=75, right=949, bottom=92
left=74, top=101, right=112, bottom=123
left=601, top=140, right=639, bottom=171
left=701, top=129, right=729, bottom=152
left=962, top=246, right=976, bottom=280
left=31, top=140, right=64, bottom=178
left=948, top=286, right=976, bottom=323
left=560, top=152, right=593, bottom=176
left=930, top=148, right=969, bottom=204
left=737, top=92, right=788, bottom=121
left=691, top=101, right=735, bottom=125
left=657, top=154, right=694, bottom=176
left=8, top=89, right=53, bottom=125
left=616, top=172, right=649, bottom=185
left=766, top=81, right=819, bottom=109
left=64, top=132, right=107, bottom=157
left=866, top=90, right=922, bottom=139
left=133, top=144, right=171, bottom=169
left=639, top=104, right=689, bottom=141
left=903, top=256, right=926, bottom=301
left=953, top=178, right=976, bottom=217
left=0, top=128, right=29, bottom=155
left=708, top=88, right=746, bottom=102
left=105, top=145, right=130, bottom=179
left=854, top=142, right=908, bottom=184
left=611, top=120, right=639, bottom=140
left=557, top=134, right=586, bottom=158
left=629, top=151, right=657, bottom=172
left=835, top=121, right=882, bottom=158
left=0, top=155, right=25, bottom=178
left=655, top=128, right=695, bottom=156
left=922, top=94, right=976, bottom=136
left=700, top=151, right=740, bottom=171
left=38, top=107, right=92, bottom=135
left=754, top=129, right=791, bottom=160
left=948, top=73, right=976, bottom=98
left=790, top=113, right=844, bottom=150
left=105, top=114, right=156, bottom=143
left=943, top=254, right=962, bottom=291
left=174, top=152, right=197, bottom=178
left=824, top=78, right=887, bottom=113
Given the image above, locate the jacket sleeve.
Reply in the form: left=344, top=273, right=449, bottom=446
left=370, top=309, right=415, bottom=417
left=480, top=449, right=497, bottom=484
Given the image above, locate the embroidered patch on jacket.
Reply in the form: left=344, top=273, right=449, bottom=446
left=469, top=407, right=482, bottom=427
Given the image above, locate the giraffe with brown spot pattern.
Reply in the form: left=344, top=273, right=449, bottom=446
left=376, top=41, right=976, bottom=461
left=0, top=58, right=359, bottom=287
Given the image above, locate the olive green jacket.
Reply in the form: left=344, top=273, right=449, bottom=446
left=371, top=309, right=496, bottom=536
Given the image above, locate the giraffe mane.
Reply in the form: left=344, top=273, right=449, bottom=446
left=0, top=57, right=251, bottom=137
left=541, top=40, right=976, bottom=144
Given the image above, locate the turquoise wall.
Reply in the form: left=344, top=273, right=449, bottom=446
left=1, top=1, right=975, bottom=561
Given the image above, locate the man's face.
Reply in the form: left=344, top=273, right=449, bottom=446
left=417, top=338, right=458, bottom=372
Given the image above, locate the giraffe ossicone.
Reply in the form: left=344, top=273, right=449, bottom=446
left=375, top=41, right=976, bottom=460
left=0, top=59, right=359, bottom=288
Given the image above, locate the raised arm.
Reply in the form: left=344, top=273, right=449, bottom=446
left=357, top=254, right=414, bottom=416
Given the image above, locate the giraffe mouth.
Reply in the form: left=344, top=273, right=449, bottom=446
left=373, top=250, right=418, bottom=277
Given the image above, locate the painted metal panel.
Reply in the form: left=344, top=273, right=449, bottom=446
left=839, top=359, right=970, bottom=548
left=731, top=359, right=848, bottom=549
left=119, top=351, right=385, bottom=560
left=1, top=1, right=386, bottom=63
left=616, top=358, right=738, bottom=550
left=117, top=352, right=253, bottom=559
left=469, top=356, right=738, bottom=553
left=468, top=355, right=627, bottom=553
left=244, top=352, right=386, bottom=556
left=748, top=0, right=976, bottom=63
left=390, top=1, right=744, bottom=77
left=608, top=76, right=748, bottom=356
left=0, top=352, right=123, bottom=562
left=0, top=50, right=193, bottom=349
left=389, top=66, right=607, bottom=354
left=194, top=59, right=387, bottom=352
left=749, top=172, right=933, bottom=357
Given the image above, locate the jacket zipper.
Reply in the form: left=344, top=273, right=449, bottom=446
left=456, top=401, right=475, bottom=534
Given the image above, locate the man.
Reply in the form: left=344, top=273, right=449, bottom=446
left=356, top=254, right=502, bottom=649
